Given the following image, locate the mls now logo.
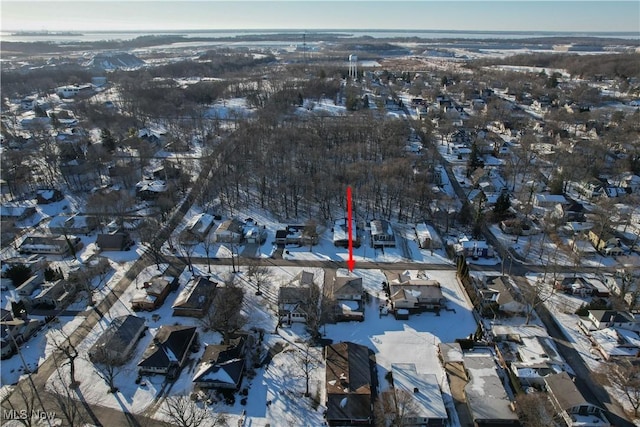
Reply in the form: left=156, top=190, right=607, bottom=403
left=3, top=409, right=56, bottom=421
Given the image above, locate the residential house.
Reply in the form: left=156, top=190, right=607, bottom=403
left=325, top=342, right=376, bottom=426
left=95, top=231, right=134, bottom=252
left=182, top=213, right=216, bottom=243
left=19, top=234, right=82, bottom=255
left=88, top=315, right=146, bottom=365
left=390, top=364, right=447, bottom=426
left=1, top=317, right=42, bottom=359
left=31, top=279, right=76, bottom=310
left=369, top=220, right=396, bottom=248
left=604, top=273, right=640, bottom=310
left=213, top=218, right=244, bottom=243
left=385, top=271, right=444, bottom=313
left=15, top=275, right=42, bottom=297
left=0, top=204, right=36, bottom=222
left=135, top=180, right=168, bottom=200
left=479, top=276, right=526, bottom=316
left=414, top=222, right=443, bottom=250
left=131, top=276, right=177, bottom=311
left=172, top=276, right=217, bottom=318
left=533, top=194, right=568, bottom=209
left=586, top=310, right=639, bottom=331
left=588, top=327, right=640, bottom=360
left=327, top=275, right=364, bottom=321
left=572, top=180, right=603, bottom=199
left=48, top=214, right=98, bottom=235
left=621, top=174, right=640, bottom=194
left=587, top=229, right=623, bottom=256
left=555, top=277, right=595, bottom=297
left=278, top=286, right=312, bottom=325
left=275, top=225, right=319, bottom=246
left=333, top=218, right=360, bottom=248
left=35, top=188, right=64, bottom=204
left=138, top=325, right=198, bottom=378
left=456, top=237, right=494, bottom=259
left=242, top=219, right=267, bottom=244
left=193, top=334, right=252, bottom=390
left=544, top=372, right=610, bottom=427
left=463, top=352, right=520, bottom=427
left=56, top=84, right=92, bottom=98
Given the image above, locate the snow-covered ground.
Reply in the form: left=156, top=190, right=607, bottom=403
left=26, top=263, right=474, bottom=425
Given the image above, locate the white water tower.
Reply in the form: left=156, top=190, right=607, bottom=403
left=348, top=54, right=358, bottom=79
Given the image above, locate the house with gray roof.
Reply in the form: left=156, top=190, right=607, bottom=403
left=172, top=276, right=217, bottom=317
left=89, top=315, right=146, bottom=365
left=390, top=363, right=447, bottom=426
left=463, top=352, right=520, bottom=426
left=544, top=372, right=610, bottom=427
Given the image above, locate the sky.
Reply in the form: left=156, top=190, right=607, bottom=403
left=1, top=0, right=639, bottom=33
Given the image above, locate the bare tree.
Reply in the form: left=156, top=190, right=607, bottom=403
left=596, top=360, right=640, bottom=417
left=89, top=346, right=126, bottom=393
left=295, top=341, right=319, bottom=397
left=521, top=273, right=555, bottom=325
left=201, top=285, right=246, bottom=343
left=3, top=381, right=39, bottom=427
left=374, top=387, right=420, bottom=427
left=515, top=392, right=555, bottom=427
left=178, top=230, right=197, bottom=273
left=303, top=219, right=319, bottom=252
left=138, top=218, right=164, bottom=268
left=50, top=365, right=88, bottom=427
left=162, top=395, right=226, bottom=427
left=50, top=330, right=80, bottom=388
left=200, top=232, right=216, bottom=273
left=247, top=260, right=270, bottom=296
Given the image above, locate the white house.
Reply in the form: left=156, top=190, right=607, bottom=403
left=56, top=84, right=92, bottom=98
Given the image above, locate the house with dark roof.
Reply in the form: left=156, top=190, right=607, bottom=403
left=172, top=276, right=217, bottom=317
left=278, top=286, right=312, bottom=325
left=587, top=310, right=639, bottom=331
left=278, top=270, right=316, bottom=325
left=95, top=231, right=134, bottom=252
left=325, top=342, right=376, bottom=426
left=89, top=315, right=146, bottom=365
left=35, top=188, right=64, bottom=204
left=138, top=325, right=198, bottom=378
left=193, top=334, right=252, bottom=390
left=544, top=372, right=610, bottom=427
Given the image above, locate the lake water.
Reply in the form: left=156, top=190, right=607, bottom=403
left=2, top=29, right=639, bottom=43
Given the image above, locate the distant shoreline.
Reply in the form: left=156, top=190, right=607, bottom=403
left=11, top=30, right=84, bottom=37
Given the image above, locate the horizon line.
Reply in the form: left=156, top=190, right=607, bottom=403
left=5, top=28, right=640, bottom=34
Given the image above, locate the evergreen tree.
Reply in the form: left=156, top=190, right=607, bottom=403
left=493, top=192, right=511, bottom=221
left=101, top=128, right=116, bottom=152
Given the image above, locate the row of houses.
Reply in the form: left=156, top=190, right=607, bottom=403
left=491, top=323, right=611, bottom=426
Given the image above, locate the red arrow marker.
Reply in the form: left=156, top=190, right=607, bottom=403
left=347, top=186, right=355, bottom=272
